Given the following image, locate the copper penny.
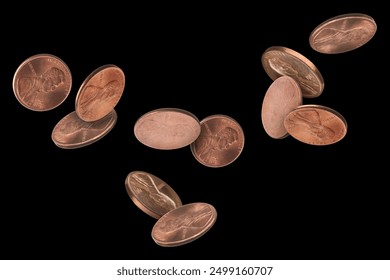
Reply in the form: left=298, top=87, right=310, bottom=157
left=51, top=109, right=117, bottom=149
left=190, top=114, right=244, bottom=168
left=309, top=13, right=377, bottom=54
left=12, top=53, right=72, bottom=111
left=151, top=202, right=217, bottom=247
left=134, top=108, right=201, bottom=150
left=284, top=104, right=347, bottom=145
left=261, top=75, right=303, bottom=139
left=261, top=46, right=324, bottom=98
left=125, top=171, right=182, bottom=219
left=75, top=64, right=125, bottom=122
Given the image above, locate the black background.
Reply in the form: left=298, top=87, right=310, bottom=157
left=1, top=2, right=388, bottom=260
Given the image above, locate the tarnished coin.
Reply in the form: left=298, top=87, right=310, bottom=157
left=12, top=53, right=72, bottom=111
left=261, top=46, right=324, bottom=98
left=309, top=13, right=377, bottom=54
left=51, top=109, right=117, bottom=149
left=151, top=202, right=217, bottom=247
left=190, top=114, right=244, bottom=168
left=125, top=171, right=182, bottom=219
left=134, top=108, right=201, bottom=150
left=284, top=104, right=347, bottom=145
left=75, top=64, right=125, bottom=122
left=261, top=75, right=303, bottom=139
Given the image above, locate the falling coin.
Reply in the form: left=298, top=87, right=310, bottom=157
left=284, top=104, right=347, bottom=145
left=151, top=202, right=217, bottom=247
left=261, top=46, right=324, bottom=98
left=125, top=171, right=182, bottom=219
left=12, top=53, right=72, bottom=111
left=190, top=114, right=244, bottom=168
left=51, top=109, right=117, bottom=149
left=134, top=108, right=201, bottom=150
left=75, top=64, right=125, bottom=122
left=261, top=75, right=303, bottom=139
left=309, top=13, right=377, bottom=54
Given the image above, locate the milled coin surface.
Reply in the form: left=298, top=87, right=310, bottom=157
left=284, top=104, right=347, bottom=145
left=125, top=171, right=182, bottom=219
left=261, top=46, right=324, bottom=98
left=261, top=75, right=303, bottom=139
left=190, top=114, right=244, bottom=168
left=12, top=53, right=72, bottom=111
left=309, top=13, right=377, bottom=54
left=51, top=109, right=117, bottom=149
left=151, top=202, right=217, bottom=247
left=134, top=108, right=201, bottom=150
left=75, top=64, right=125, bottom=122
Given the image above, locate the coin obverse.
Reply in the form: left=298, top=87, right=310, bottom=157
left=190, top=114, right=244, bottom=168
left=12, top=53, right=72, bottom=111
left=75, top=64, right=125, bottom=122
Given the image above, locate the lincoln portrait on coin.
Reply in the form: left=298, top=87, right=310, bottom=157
left=195, top=125, right=238, bottom=164
left=79, top=80, right=121, bottom=118
left=17, top=67, right=66, bottom=107
left=131, top=173, right=178, bottom=215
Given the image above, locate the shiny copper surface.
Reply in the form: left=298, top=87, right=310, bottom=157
left=12, top=53, right=72, bottom=111
left=261, top=46, right=324, bottom=98
left=284, top=104, right=347, bottom=145
left=309, top=13, right=377, bottom=54
left=151, top=202, right=217, bottom=247
left=75, top=64, right=125, bottom=122
left=190, top=114, right=244, bottom=168
left=51, top=109, right=117, bottom=149
left=261, top=75, right=303, bottom=139
left=134, top=108, right=201, bottom=150
left=125, top=171, right=182, bottom=219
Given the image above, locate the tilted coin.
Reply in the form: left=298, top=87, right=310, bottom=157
left=261, top=46, right=324, bottom=98
left=190, top=114, right=244, bottom=168
left=134, top=108, right=201, bottom=150
left=261, top=75, right=303, bottom=139
left=151, top=202, right=217, bottom=247
left=309, top=13, right=377, bottom=54
left=125, top=171, right=182, bottom=219
left=284, top=104, right=347, bottom=145
left=75, top=64, right=125, bottom=122
left=12, top=53, right=72, bottom=111
left=51, top=109, right=117, bottom=149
